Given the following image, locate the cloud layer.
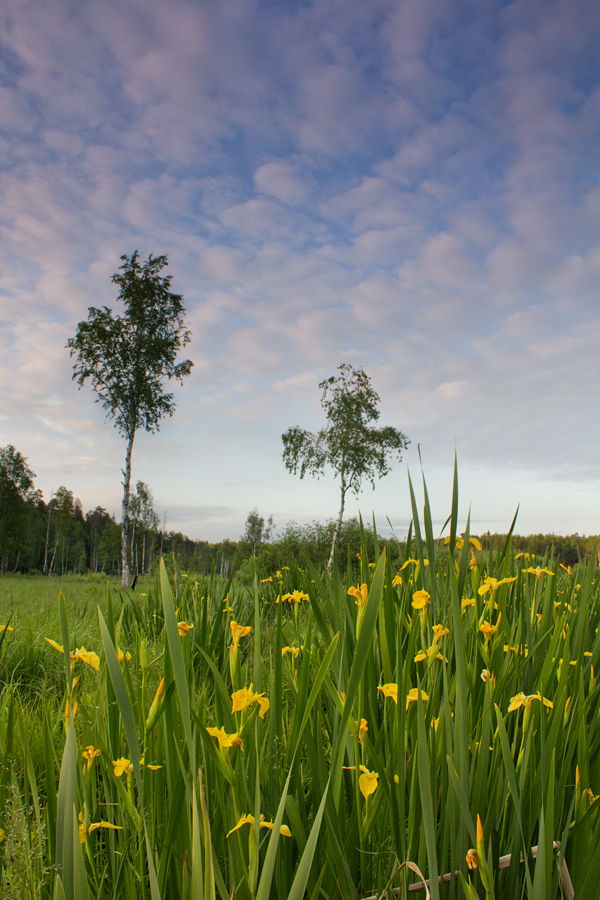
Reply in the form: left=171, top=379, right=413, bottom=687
left=1, top=0, right=599, bottom=537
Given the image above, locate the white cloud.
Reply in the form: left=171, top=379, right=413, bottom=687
left=254, top=161, right=313, bottom=206
left=438, top=381, right=470, bottom=400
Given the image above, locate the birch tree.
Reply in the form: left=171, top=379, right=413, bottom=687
left=67, top=252, right=193, bottom=586
left=282, top=364, right=409, bottom=573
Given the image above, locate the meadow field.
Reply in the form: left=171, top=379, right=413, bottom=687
left=0, top=473, right=598, bottom=899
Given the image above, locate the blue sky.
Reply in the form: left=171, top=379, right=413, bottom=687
left=1, top=0, right=599, bottom=541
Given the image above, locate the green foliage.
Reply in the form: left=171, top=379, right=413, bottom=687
left=0, top=779, right=53, bottom=897
left=0, top=575, right=120, bottom=698
left=67, top=252, right=193, bottom=439
left=282, top=364, right=409, bottom=568
left=0, top=446, right=39, bottom=574
left=282, top=364, right=409, bottom=490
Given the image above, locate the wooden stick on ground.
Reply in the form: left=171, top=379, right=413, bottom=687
left=360, top=841, right=575, bottom=900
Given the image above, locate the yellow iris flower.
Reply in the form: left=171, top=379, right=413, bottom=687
left=82, top=745, right=101, bottom=772
left=75, top=648, right=100, bottom=670
left=343, top=764, right=379, bottom=798
left=46, top=639, right=100, bottom=671
left=231, top=684, right=270, bottom=719
left=113, top=756, right=160, bottom=776
left=227, top=814, right=291, bottom=837
left=78, top=810, right=122, bottom=843
left=282, top=590, right=309, bottom=603
left=414, top=645, right=446, bottom=663
left=357, top=718, right=368, bottom=745
left=443, top=535, right=482, bottom=551
left=348, top=584, right=368, bottom=608
left=358, top=766, right=378, bottom=798
left=378, top=683, right=398, bottom=704
left=507, top=692, right=553, bottom=713
left=230, top=621, right=252, bottom=650
left=399, top=558, right=429, bottom=570
left=411, top=590, right=430, bottom=610
left=206, top=726, right=243, bottom=749
left=479, top=614, right=501, bottom=643
left=525, top=566, right=554, bottom=579
left=432, top=623, right=449, bottom=643
left=477, top=576, right=517, bottom=596
left=113, top=757, right=133, bottom=777
left=406, top=688, right=429, bottom=710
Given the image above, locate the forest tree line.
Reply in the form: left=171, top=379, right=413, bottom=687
left=1, top=445, right=598, bottom=578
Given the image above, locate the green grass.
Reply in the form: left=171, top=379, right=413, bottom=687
left=0, top=575, right=126, bottom=696
left=0, top=471, right=598, bottom=900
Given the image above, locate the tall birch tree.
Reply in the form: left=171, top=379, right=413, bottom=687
left=67, top=252, right=193, bottom=586
left=282, top=364, right=409, bottom=573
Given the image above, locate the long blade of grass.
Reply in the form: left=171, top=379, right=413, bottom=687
left=285, top=630, right=339, bottom=769
left=160, top=559, right=194, bottom=757
left=446, top=756, right=477, bottom=847
left=71, top=806, right=91, bottom=900
left=255, top=766, right=294, bottom=900
left=198, top=769, right=216, bottom=900
left=44, top=705, right=58, bottom=863
left=98, top=610, right=161, bottom=900
left=416, top=683, right=440, bottom=900
left=332, top=551, right=386, bottom=781
left=58, top=591, right=72, bottom=698
left=55, top=711, right=78, bottom=896
left=190, top=780, right=204, bottom=900
left=286, top=777, right=331, bottom=900
left=494, top=704, right=533, bottom=894
left=53, top=875, right=67, bottom=900
left=448, top=450, right=459, bottom=555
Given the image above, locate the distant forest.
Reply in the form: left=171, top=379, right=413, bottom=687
left=0, top=470, right=597, bottom=579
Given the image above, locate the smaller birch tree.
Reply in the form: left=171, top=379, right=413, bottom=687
left=67, top=252, right=193, bottom=586
left=243, top=507, right=274, bottom=557
left=282, top=364, right=409, bottom=573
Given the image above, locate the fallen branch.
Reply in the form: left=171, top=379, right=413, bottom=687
left=360, top=842, right=574, bottom=900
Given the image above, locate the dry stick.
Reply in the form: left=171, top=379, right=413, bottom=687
left=360, top=842, right=575, bottom=900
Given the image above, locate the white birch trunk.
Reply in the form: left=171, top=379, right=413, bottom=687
left=49, top=529, right=61, bottom=576
left=328, top=469, right=347, bottom=574
left=43, top=496, right=53, bottom=575
left=121, top=431, right=135, bottom=587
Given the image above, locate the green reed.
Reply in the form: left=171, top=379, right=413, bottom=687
left=0, top=465, right=598, bottom=898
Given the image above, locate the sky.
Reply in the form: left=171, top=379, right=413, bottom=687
left=1, top=0, right=599, bottom=543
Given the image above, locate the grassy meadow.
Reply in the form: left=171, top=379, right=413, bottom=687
left=0, top=471, right=598, bottom=899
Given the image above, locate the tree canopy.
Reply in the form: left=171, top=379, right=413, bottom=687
left=67, top=251, right=193, bottom=586
left=0, top=445, right=39, bottom=571
left=282, top=363, right=409, bottom=570
left=67, top=252, right=193, bottom=439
